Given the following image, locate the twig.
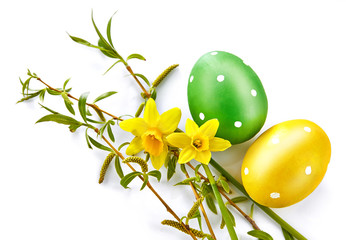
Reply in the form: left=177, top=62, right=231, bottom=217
left=96, top=129, right=198, bottom=240
left=36, top=78, right=122, bottom=121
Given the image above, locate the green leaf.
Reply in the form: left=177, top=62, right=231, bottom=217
left=98, top=39, right=119, bottom=58
left=91, top=11, right=119, bottom=58
left=134, top=73, right=150, bottom=87
left=249, top=203, right=255, bottom=219
left=120, top=171, right=142, bottom=189
left=282, top=227, right=294, bottom=240
left=64, top=99, right=75, bottom=115
left=39, top=89, right=46, bottom=102
left=17, top=91, right=40, bottom=103
left=140, top=174, right=149, bottom=191
left=36, top=113, right=82, bottom=127
left=85, top=129, right=93, bottom=149
left=39, top=103, right=59, bottom=114
left=180, top=164, right=187, bottom=175
left=63, top=78, right=71, bottom=90
left=205, top=194, right=217, bottom=214
left=167, top=155, right=178, bottom=181
left=87, top=135, right=113, bottom=152
left=248, top=230, right=274, bottom=240
left=93, top=91, right=117, bottom=103
left=103, top=60, right=122, bottom=75
left=68, top=34, right=114, bottom=55
left=107, top=124, right=115, bottom=142
left=46, top=88, right=62, bottom=96
left=148, top=170, right=161, bottom=182
left=86, top=117, right=104, bottom=124
left=219, top=179, right=231, bottom=194
left=78, top=92, right=89, bottom=123
left=107, top=11, right=117, bottom=47
left=114, top=155, right=124, bottom=179
left=126, top=53, right=146, bottom=62
left=230, top=196, right=248, bottom=204
left=118, top=142, right=130, bottom=151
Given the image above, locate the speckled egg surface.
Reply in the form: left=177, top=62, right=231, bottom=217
left=241, top=119, right=331, bottom=208
left=187, top=51, right=268, bottom=144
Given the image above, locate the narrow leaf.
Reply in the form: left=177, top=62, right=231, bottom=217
left=134, top=73, right=150, bottom=87
left=103, top=60, right=122, bottom=75
left=46, top=88, right=61, bottom=96
left=98, top=39, right=119, bottom=58
left=68, top=34, right=114, bottom=54
left=39, top=103, right=59, bottom=114
left=126, top=53, right=146, bottom=62
left=148, top=170, right=161, bottom=182
left=140, top=174, right=149, bottom=190
left=248, top=230, right=274, bottom=240
left=91, top=11, right=117, bottom=57
left=219, top=179, right=231, bottom=194
left=78, top=92, right=89, bottom=123
left=230, top=196, right=248, bottom=204
left=118, top=142, right=130, bottom=151
left=87, top=135, right=113, bottom=152
left=114, top=155, right=124, bottom=178
left=85, top=129, right=93, bottom=149
left=64, top=99, right=75, bottom=115
left=205, top=194, right=217, bottom=214
left=249, top=203, right=255, bottom=219
left=63, top=78, right=71, bottom=90
left=120, top=171, right=142, bottom=189
left=282, top=227, right=294, bottom=240
left=107, top=12, right=117, bottom=47
left=93, top=91, right=117, bottom=103
left=167, top=155, right=178, bottom=181
left=38, top=89, right=46, bottom=102
left=107, top=124, right=115, bottom=142
left=36, top=113, right=82, bottom=126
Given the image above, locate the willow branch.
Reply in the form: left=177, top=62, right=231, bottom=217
left=36, top=78, right=122, bottom=121
left=125, top=64, right=151, bottom=98
left=95, top=129, right=197, bottom=240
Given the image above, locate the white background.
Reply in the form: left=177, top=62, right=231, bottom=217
left=1, top=0, right=346, bottom=239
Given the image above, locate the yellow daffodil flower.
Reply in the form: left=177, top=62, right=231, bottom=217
left=166, top=119, right=231, bottom=165
left=119, top=98, right=181, bottom=170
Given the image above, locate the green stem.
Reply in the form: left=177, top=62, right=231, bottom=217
left=203, top=164, right=238, bottom=240
left=209, top=158, right=307, bottom=240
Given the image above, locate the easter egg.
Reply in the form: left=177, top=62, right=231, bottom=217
left=187, top=51, right=268, bottom=144
left=241, top=119, right=331, bottom=208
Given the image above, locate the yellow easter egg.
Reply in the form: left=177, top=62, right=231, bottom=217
left=241, top=119, right=331, bottom=208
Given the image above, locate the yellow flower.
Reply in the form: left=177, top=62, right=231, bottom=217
left=119, top=98, right=181, bottom=170
left=166, top=119, right=231, bottom=165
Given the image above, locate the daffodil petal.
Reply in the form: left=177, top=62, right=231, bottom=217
left=157, top=107, right=182, bottom=134
left=151, top=143, right=168, bottom=170
left=195, top=150, right=211, bottom=165
left=178, top=146, right=196, bottom=164
left=185, top=119, right=199, bottom=137
left=200, top=119, right=219, bottom=138
left=126, top=136, right=144, bottom=155
left=166, top=133, right=191, bottom=148
left=209, top=137, right=231, bottom=152
left=119, top=118, right=148, bottom=136
left=144, top=98, right=159, bottom=126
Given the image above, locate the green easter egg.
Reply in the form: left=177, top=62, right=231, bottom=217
left=187, top=51, right=268, bottom=144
